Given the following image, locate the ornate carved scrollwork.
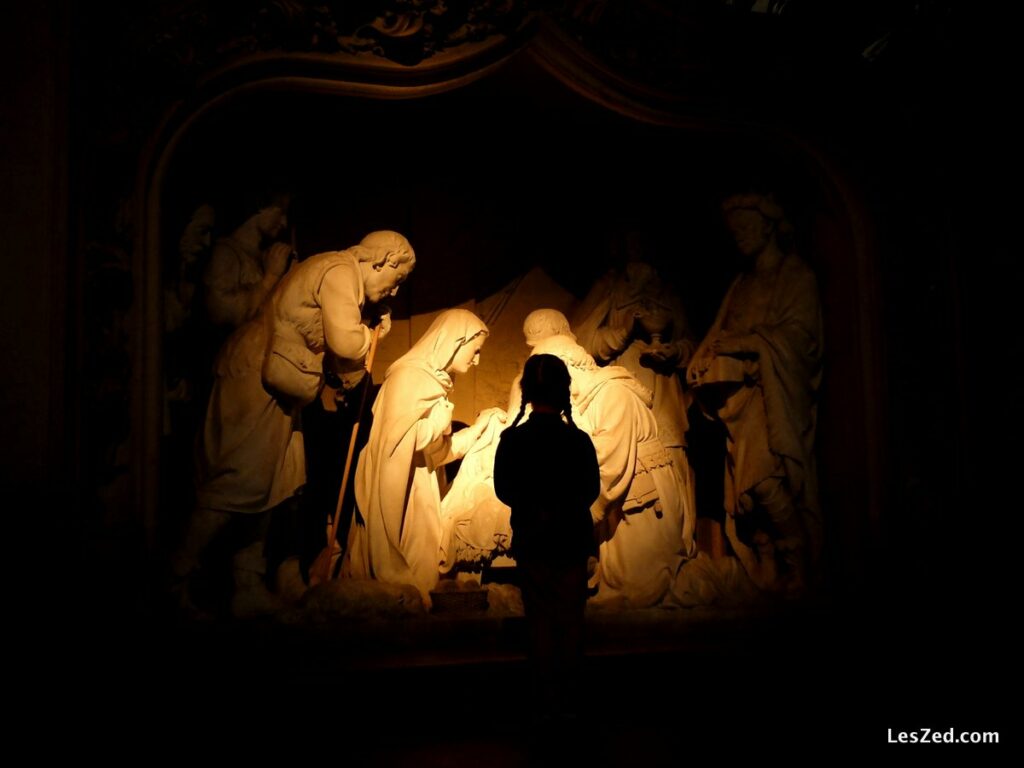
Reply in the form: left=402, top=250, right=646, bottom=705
left=145, top=0, right=539, bottom=74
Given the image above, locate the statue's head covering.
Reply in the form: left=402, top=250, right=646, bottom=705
left=394, top=308, right=488, bottom=377
left=523, top=308, right=575, bottom=347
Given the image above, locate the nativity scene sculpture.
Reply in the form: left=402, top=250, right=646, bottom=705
left=170, top=230, right=416, bottom=617
left=528, top=329, right=694, bottom=608
left=165, top=200, right=824, bottom=619
left=437, top=308, right=695, bottom=609
left=339, top=309, right=502, bottom=606
left=331, top=200, right=823, bottom=608
left=571, top=230, right=698, bottom=556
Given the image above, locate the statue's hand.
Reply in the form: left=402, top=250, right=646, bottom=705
left=638, top=337, right=672, bottom=359
left=264, top=242, right=294, bottom=278
left=376, top=311, right=392, bottom=340
left=604, top=325, right=631, bottom=351
left=472, top=407, right=505, bottom=434
left=635, top=306, right=670, bottom=340
left=479, top=406, right=505, bottom=420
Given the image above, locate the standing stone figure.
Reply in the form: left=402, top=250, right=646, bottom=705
left=203, top=191, right=293, bottom=330
left=164, top=203, right=216, bottom=338
left=687, top=194, right=823, bottom=595
left=163, top=203, right=216, bottom=434
left=171, top=231, right=415, bottom=617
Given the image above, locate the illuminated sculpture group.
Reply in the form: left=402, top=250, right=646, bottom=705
left=529, top=331, right=693, bottom=608
left=171, top=229, right=416, bottom=616
left=572, top=233, right=698, bottom=555
left=170, top=192, right=822, bottom=616
left=340, top=309, right=501, bottom=603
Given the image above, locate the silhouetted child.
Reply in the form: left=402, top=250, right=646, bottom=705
left=494, top=353, right=600, bottom=722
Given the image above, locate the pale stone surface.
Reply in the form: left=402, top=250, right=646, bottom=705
left=472, top=267, right=577, bottom=418
left=572, top=245, right=699, bottom=571
left=669, top=552, right=759, bottom=608
left=438, top=406, right=512, bottom=573
left=572, top=251, right=695, bottom=451
left=203, top=200, right=291, bottom=329
left=341, top=309, right=500, bottom=606
left=688, top=194, right=823, bottom=595
left=371, top=300, right=488, bottom=426
left=439, top=306, right=700, bottom=598
left=299, top=578, right=426, bottom=620
left=195, top=233, right=415, bottom=516
left=367, top=267, right=575, bottom=423
left=484, top=583, right=525, bottom=617
left=522, top=307, right=574, bottom=346
left=529, top=334, right=694, bottom=608
left=174, top=232, right=415, bottom=614
left=439, top=442, right=513, bottom=572
left=388, top=270, right=576, bottom=575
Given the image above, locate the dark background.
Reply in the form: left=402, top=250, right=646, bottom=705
left=5, top=0, right=1014, bottom=757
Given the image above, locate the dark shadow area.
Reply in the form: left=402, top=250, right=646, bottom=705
left=49, top=594, right=1013, bottom=761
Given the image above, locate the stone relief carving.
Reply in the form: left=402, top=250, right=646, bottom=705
left=337, top=0, right=534, bottom=64
left=145, top=0, right=537, bottom=74
left=571, top=231, right=698, bottom=564
left=437, top=413, right=513, bottom=574
left=158, top=219, right=824, bottom=617
left=687, top=192, right=822, bottom=596
left=58, top=0, right=884, bottom=635
left=169, top=231, right=416, bottom=617
left=203, top=193, right=292, bottom=330
left=163, top=204, right=215, bottom=437
left=437, top=271, right=576, bottom=576
left=440, top=306, right=696, bottom=609
left=529, top=330, right=693, bottom=608
left=340, top=308, right=502, bottom=606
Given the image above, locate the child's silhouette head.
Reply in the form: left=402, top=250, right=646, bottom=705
left=513, top=354, right=574, bottom=427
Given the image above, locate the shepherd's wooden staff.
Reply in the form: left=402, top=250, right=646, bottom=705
left=310, top=322, right=382, bottom=584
